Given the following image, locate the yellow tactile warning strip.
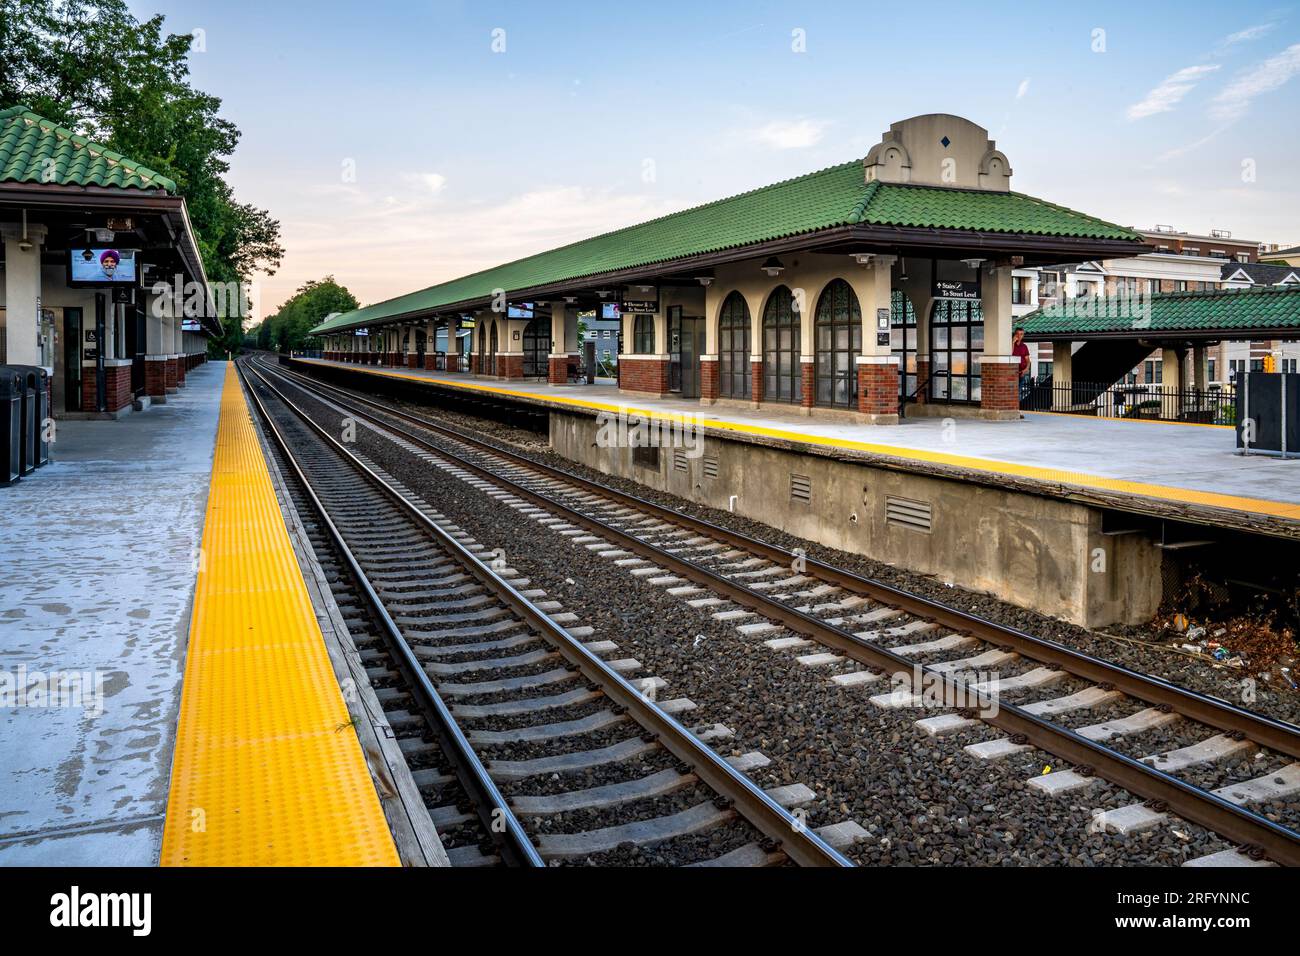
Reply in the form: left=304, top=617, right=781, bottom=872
left=302, top=359, right=1300, bottom=524
left=161, top=364, right=399, bottom=867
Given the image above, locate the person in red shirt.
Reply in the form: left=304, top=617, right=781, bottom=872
left=1012, top=328, right=1031, bottom=405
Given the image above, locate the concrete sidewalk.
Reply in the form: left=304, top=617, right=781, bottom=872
left=0, top=362, right=224, bottom=865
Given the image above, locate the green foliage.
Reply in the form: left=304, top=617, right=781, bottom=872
left=252, top=277, right=360, bottom=354
left=0, top=0, right=284, bottom=356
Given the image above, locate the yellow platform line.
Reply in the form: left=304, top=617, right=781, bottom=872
left=303, top=359, right=1300, bottom=524
left=161, top=364, right=399, bottom=867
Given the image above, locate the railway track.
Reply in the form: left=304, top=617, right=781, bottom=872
left=259, top=355, right=1300, bottom=866
left=238, top=358, right=854, bottom=867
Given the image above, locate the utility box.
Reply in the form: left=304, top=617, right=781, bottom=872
left=0, top=367, right=23, bottom=484
left=1236, top=372, right=1299, bottom=458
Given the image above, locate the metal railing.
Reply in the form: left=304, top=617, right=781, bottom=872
left=1021, top=378, right=1237, bottom=425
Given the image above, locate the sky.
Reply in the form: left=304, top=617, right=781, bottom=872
left=131, top=0, right=1300, bottom=321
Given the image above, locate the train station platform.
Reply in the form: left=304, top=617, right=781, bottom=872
left=0, top=364, right=224, bottom=865
left=293, top=358, right=1299, bottom=537
left=0, top=361, right=400, bottom=866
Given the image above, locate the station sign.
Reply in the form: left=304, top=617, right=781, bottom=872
left=620, top=287, right=659, bottom=314
left=933, top=279, right=981, bottom=301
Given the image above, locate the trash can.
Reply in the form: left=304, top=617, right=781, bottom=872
left=0, top=366, right=23, bottom=485
left=11, top=365, right=50, bottom=469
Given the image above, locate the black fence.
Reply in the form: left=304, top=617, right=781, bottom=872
left=1021, top=379, right=1237, bottom=425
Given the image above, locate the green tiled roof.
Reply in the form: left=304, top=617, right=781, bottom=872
left=1020, top=285, right=1300, bottom=336
left=0, top=105, right=177, bottom=192
left=312, top=161, right=1140, bottom=335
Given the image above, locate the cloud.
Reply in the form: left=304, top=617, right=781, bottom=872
left=1015, top=78, right=1030, bottom=100
left=404, top=172, right=447, bottom=193
left=254, top=184, right=683, bottom=319
left=1210, top=43, right=1300, bottom=119
left=748, top=118, right=828, bottom=149
left=1126, top=64, right=1220, bottom=119
left=1149, top=125, right=1232, bottom=164
left=1221, top=23, right=1275, bottom=47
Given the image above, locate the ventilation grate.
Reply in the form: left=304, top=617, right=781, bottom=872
left=790, top=473, right=812, bottom=504
left=702, top=455, right=719, bottom=479
left=885, top=495, right=932, bottom=532
left=673, top=449, right=689, bottom=473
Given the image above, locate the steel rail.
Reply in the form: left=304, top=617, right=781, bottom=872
left=268, top=358, right=1300, bottom=760
left=245, top=359, right=850, bottom=867
left=238, top=361, right=544, bottom=866
left=260, top=357, right=1300, bottom=865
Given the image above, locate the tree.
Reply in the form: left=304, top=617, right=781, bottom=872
left=260, top=278, right=359, bottom=353
left=0, top=0, right=284, bottom=354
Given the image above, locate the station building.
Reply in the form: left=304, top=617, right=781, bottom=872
left=311, top=115, right=1148, bottom=423
left=0, top=105, right=217, bottom=419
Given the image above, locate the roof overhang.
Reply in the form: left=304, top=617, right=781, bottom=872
left=313, top=225, right=1148, bottom=335
left=1023, top=327, right=1298, bottom=343
left=0, top=182, right=221, bottom=336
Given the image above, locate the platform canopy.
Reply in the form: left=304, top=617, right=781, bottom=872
left=1019, top=285, right=1300, bottom=341
left=0, top=105, right=218, bottom=334
left=311, top=152, right=1145, bottom=336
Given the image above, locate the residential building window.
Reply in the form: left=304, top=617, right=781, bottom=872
left=633, top=315, right=654, bottom=354
left=1011, top=276, right=1031, bottom=305
left=1155, top=361, right=1163, bottom=384
left=1208, top=358, right=1217, bottom=382
left=1250, top=359, right=1264, bottom=373
left=1144, top=360, right=1155, bottom=382
left=1038, top=361, right=1051, bottom=379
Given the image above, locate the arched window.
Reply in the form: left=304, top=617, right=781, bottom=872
left=891, top=290, right=917, bottom=400
left=488, top=320, right=499, bottom=376
left=762, top=286, right=800, bottom=403
left=478, top=322, right=488, bottom=374
left=814, top=279, right=861, bottom=408
left=522, top=316, right=547, bottom=378
left=930, top=298, right=983, bottom=403
left=633, top=315, right=654, bottom=354
left=718, top=292, right=751, bottom=399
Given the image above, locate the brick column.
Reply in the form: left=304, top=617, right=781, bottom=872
left=700, top=356, right=719, bottom=401
left=548, top=354, right=569, bottom=384
left=469, top=354, right=479, bottom=375
left=619, top=357, right=670, bottom=395
left=407, top=353, right=419, bottom=369
left=424, top=352, right=438, bottom=370
left=750, top=359, right=763, bottom=404
left=856, top=357, right=899, bottom=422
left=980, top=357, right=1020, bottom=414
left=176, top=353, right=187, bottom=386
left=800, top=359, right=815, bottom=409
left=913, top=357, right=930, bottom=405
left=165, top=355, right=179, bottom=391
left=103, top=361, right=133, bottom=414
left=498, top=353, right=524, bottom=379
left=145, top=356, right=169, bottom=402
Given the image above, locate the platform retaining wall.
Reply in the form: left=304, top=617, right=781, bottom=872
left=549, top=410, right=1163, bottom=628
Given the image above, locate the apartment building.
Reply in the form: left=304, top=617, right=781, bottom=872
left=1015, top=227, right=1300, bottom=386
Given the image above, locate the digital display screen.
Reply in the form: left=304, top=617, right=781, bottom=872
left=69, top=248, right=138, bottom=285
left=600, top=302, right=621, bottom=320
left=507, top=302, right=534, bottom=319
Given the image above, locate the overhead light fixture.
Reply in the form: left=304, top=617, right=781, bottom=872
left=760, top=256, right=785, bottom=278
left=899, top=257, right=909, bottom=281
left=595, top=289, right=611, bottom=298
left=563, top=296, right=577, bottom=304
left=852, top=253, right=875, bottom=266
left=696, top=276, right=714, bottom=287
left=93, top=227, right=115, bottom=243
left=961, top=257, right=986, bottom=270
